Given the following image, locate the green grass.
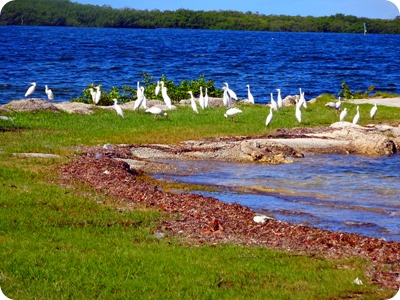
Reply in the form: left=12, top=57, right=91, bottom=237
left=1, top=98, right=399, bottom=299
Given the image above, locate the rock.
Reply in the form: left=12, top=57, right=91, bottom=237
left=238, top=140, right=303, bottom=164
left=54, top=102, right=94, bottom=115
left=282, top=95, right=298, bottom=106
left=3, top=99, right=59, bottom=112
left=13, top=153, right=61, bottom=159
left=327, top=122, right=398, bottom=155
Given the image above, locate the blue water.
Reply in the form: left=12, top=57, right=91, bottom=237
left=154, top=154, right=400, bottom=241
left=1, top=26, right=400, bottom=105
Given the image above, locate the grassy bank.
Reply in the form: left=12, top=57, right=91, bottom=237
left=0, top=98, right=398, bottom=299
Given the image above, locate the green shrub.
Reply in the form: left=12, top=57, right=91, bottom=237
left=71, top=74, right=223, bottom=105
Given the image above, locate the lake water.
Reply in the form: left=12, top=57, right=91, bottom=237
left=154, top=154, right=400, bottom=242
left=0, top=26, right=400, bottom=105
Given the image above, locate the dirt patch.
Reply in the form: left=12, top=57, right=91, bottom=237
left=60, top=146, right=400, bottom=290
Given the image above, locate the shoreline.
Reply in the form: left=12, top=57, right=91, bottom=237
left=60, top=145, right=400, bottom=290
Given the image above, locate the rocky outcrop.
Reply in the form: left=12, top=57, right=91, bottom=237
left=123, top=123, right=400, bottom=174
left=3, top=99, right=59, bottom=112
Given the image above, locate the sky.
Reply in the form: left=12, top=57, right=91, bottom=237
left=73, top=0, right=400, bottom=20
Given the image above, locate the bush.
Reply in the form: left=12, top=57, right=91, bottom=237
left=71, top=74, right=223, bottom=105
left=338, top=81, right=375, bottom=99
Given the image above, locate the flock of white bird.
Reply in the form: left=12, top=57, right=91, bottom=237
left=325, top=97, right=378, bottom=124
left=24, top=81, right=378, bottom=124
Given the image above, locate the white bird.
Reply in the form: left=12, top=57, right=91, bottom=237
left=246, top=84, right=254, bottom=104
left=136, top=82, right=143, bottom=100
left=133, top=89, right=144, bottom=111
left=25, top=82, right=36, bottom=97
left=387, top=0, right=400, bottom=15
left=160, top=81, right=172, bottom=110
left=113, top=98, right=124, bottom=118
left=224, top=107, right=242, bottom=122
left=223, top=82, right=238, bottom=100
left=155, top=81, right=160, bottom=96
left=276, top=88, right=283, bottom=109
left=187, top=91, right=198, bottom=114
left=204, top=87, right=209, bottom=108
left=295, top=102, right=302, bottom=123
left=89, top=88, right=96, bottom=103
left=198, top=86, right=205, bottom=109
left=265, top=107, right=273, bottom=126
left=339, top=107, right=347, bottom=122
left=370, top=103, right=378, bottom=119
left=140, top=86, right=147, bottom=108
left=0, top=0, right=14, bottom=15
left=253, top=215, right=273, bottom=224
left=145, top=106, right=168, bottom=119
left=270, top=93, right=278, bottom=111
left=299, top=88, right=307, bottom=108
left=352, top=106, right=360, bottom=125
left=45, top=85, right=54, bottom=101
left=222, top=86, right=230, bottom=107
left=335, top=97, right=342, bottom=111
left=325, top=101, right=336, bottom=109
left=94, top=85, right=101, bottom=105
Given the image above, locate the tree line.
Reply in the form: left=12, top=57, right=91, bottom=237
left=1, top=0, right=400, bottom=34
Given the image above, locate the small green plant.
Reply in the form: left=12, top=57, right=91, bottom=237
left=338, top=81, right=375, bottom=99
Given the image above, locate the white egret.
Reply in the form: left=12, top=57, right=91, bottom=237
left=295, top=102, right=302, bottom=123
left=140, top=86, right=147, bottom=109
left=339, top=107, right=347, bottom=122
left=113, top=98, right=124, bottom=118
left=198, top=86, right=205, bottom=109
left=270, top=93, right=278, bottom=111
left=265, top=107, right=273, bottom=126
left=89, top=88, right=96, bottom=103
left=253, top=215, right=273, bottom=224
left=160, top=81, right=172, bottom=110
left=335, top=97, right=342, bottom=111
left=352, top=106, right=360, bottom=125
left=222, top=86, right=230, bottom=107
left=187, top=91, right=199, bottom=114
left=299, top=88, right=307, bottom=108
left=136, top=82, right=143, bottom=100
left=276, top=88, right=283, bottom=109
left=224, top=107, right=242, bottom=122
left=94, top=85, right=101, bottom=105
left=325, top=101, right=336, bottom=109
left=45, top=85, right=54, bottom=101
left=223, top=82, right=237, bottom=100
left=25, top=82, right=36, bottom=97
left=133, top=89, right=144, bottom=111
left=145, top=106, right=168, bottom=119
left=246, top=84, right=254, bottom=104
left=370, top=103, right=377, bottom=119
left=155, top=81, right=160, bottom=96
left=204, top=87, right=209, bottom=108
